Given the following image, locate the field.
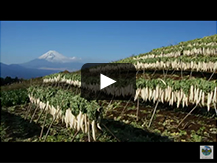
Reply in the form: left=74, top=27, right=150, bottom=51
left=1, top=34, right=217, bottom=142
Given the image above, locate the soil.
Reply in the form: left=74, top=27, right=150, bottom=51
left=100, top=99, right=217, bottom=142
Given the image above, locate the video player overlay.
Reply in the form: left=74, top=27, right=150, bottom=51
left=81, top=63, right=136, bottom=100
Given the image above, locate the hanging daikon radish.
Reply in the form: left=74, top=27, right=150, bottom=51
left=168, top=87, right=172, bottom=102
left=36, top=98, right=40, bottom=105
left=72, top=114, right=77, bottom=129
left=197, top=90, right=202, bottom=105
left=161, top=90, right=164, bottom=103
left=134, top=88, right=141, bottom=101
left=182, top=94, right=187, bottom=108
left=61, top=114, right=65, bottom=124
left=202, top=91, right=205, bottom=106
left=148, top=88, right=152, bottom=101
left=164, top=88, right=168, bottom=102
left=39, top=101, right=43, bottom=109
left=50, top=105, right=56, bottom=118
left=92, top=120, right=96, bottom=141
left=84, top=114, right=88, bottom=133
left=193, top=87, right=197, bottom=103
left=189, top=85, right=194, bottom=102
left=177, top=91, right=181, bottom=108
left=152, top=90, right=156, bottom=103
left=28, top=95, right=32, bottom=102
left=69, top=112, right=74, bottom=129
left=80, top=113, right=84, bottom=132
left=173, top=91, right=177, bottom=103
left=180, top=90, right=184, bottom=107
left=56, top=105, right=62, bottom=120
left=155, top=85, right=159, bottom=101
left=97, top=122, right=102, bottom=130
left=65, top=109, right=70, bottom=128
left=213, top=87, right=217, bottom=103
left=209, top=91, right=213, bottom=107
left=141, top=88, right=146, bottom=101
left=45, top=101, right=49, bottom=111
left=195, top=87, right=200, bottom=104
left=145, top=87, right=148, bottom=101
left=171, top=92, right=174, bottom=106
left=207, top=93, right=211, bottom=111
left=169, top=92, right=173, bottom=106
left=77, top=111, right=82, bottom=131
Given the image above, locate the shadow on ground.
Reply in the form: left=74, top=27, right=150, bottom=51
left=1, top=109, right=47, bottom=141
left=1, top=108, right=173, bottom=142
left=100, top=119, right=173, bottom=142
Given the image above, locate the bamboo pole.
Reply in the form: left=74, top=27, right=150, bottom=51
left=136, top=98, right=140, bottom=121
left=30, top=106, right=39, bottom=123
left=36, top=106, right=46, bottom=123
left=120, top=95, right=133, bottom=117
left=177, top=104, right=198, bottom=128
left=43, top=109, right=61, bottom=142
left=148, top=100, right=159, bottom=128
left=39, top=111, right=48, bottom=140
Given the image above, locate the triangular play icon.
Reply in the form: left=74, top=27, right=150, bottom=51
left=100, top=74, right=116, bottom=90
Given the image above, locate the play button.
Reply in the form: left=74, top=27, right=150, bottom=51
left=81, top=63, right=136, bottom=100
left=100, top=74, right=116, bottom=90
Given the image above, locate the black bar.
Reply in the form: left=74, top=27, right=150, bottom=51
left=0, top=142, right=216, bottom=162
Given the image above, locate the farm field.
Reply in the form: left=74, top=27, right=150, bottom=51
left=1, top=34, right=217, bottom=142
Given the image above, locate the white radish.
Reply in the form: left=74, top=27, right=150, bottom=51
left=149, top=88, right=152, bottom=101
left=207, top=93, right=211, bottom=111
left=155, top=85, right=159, bottom=101
left=189, top=85, right=194, bottom=102
left=152, top=90, right=156, bottom=103
left=197, top=90, right=202, bottom=105
left=177, top=91, right=181, bottom=108
left=91, top=120, right=96, bottom=141
left=77, top=111, right=82, bottom=131
left=202, top=92, right=205, bottom=106
left=213, top=87, right=217, bottom=103
left=161, top=90, right=164, bottom=103
left=141, top=88, right=146, bottom=101
left=97, top=123, right=102, bottom=130
left=134, top=88, right=141, bottom=101
left=80, top=113, right=84, bottom=132
left=84, top=114, right=88, bottom=133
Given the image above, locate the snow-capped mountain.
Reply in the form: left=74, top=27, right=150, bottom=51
left=38, top=50, right=80, bottom=63
left=0, top=62, right=59, bottom=79
left=20, top=50, right=84, bottom=72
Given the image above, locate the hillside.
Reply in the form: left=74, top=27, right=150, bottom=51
left=1, top=34, right=217, bottom=145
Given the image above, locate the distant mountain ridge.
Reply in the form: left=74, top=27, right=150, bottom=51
left=1, top=50, right=84, bottom=79
left=0, top=62, right=59, bottom=79
left=20, top=50, right=83, bottom=71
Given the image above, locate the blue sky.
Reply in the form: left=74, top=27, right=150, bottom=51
left=1, top=21, right=216, bottom=64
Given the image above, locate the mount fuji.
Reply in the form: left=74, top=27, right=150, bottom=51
left=38, top=50, right=80, bottom=63
left=20, top=50, right=84, bottom=71
left=1, top=50, right=84, bottom=79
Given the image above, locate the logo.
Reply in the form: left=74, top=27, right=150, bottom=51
left=200, top=145, right=214, bottom=159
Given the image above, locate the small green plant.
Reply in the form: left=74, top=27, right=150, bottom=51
left=0, top=123, right=8, bottom=141
left=0, top=89, right=29, bottom=107
left=196, top=126, right=206, bottom=135
left=178, top=129, right=187, bottom=136
left=191, top=133, right=202, bottom=142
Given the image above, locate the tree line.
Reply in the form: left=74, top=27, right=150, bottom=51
left=0, top=76, right=25, bottom=86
